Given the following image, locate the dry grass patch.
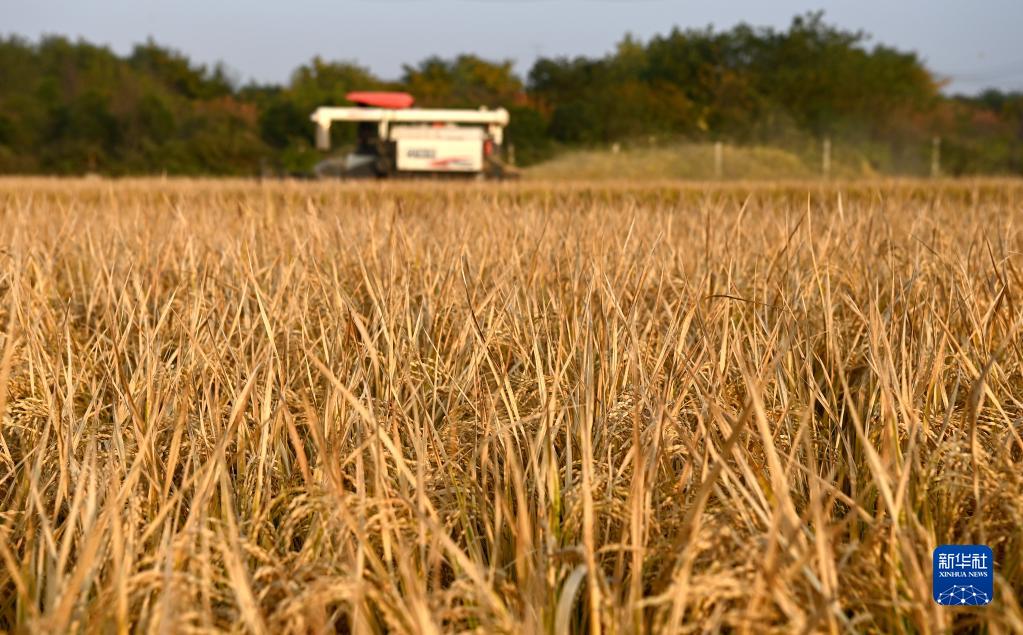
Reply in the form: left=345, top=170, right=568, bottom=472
left=0, top=178, right=1021, bottom=633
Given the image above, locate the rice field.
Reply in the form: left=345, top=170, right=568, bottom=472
left=0, top=178, right=1021, bottom=633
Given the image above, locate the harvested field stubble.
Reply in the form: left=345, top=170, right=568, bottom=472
left=0, top=178, right=1022, bottom=633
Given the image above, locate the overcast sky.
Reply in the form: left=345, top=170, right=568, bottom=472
left=6, top=0, right=1023, bottom=94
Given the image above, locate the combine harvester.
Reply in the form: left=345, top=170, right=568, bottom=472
left=310, top=92, right=514, bottom=179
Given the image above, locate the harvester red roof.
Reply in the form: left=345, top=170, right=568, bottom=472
left=345, top=91, right=415, bottom=109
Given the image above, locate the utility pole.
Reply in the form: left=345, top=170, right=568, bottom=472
left=822, top=137, right=831, bottom=179
left=714, top=141, right=723, bottom=179
left=931, top=136, right=941, bottom=178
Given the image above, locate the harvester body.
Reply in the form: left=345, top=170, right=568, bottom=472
left=310, top=92, right=511, bottom=178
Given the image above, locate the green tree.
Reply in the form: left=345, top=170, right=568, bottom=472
left=402, top=55, right=522, bottom=108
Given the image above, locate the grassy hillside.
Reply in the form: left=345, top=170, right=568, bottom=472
left=524, top=143, right=877, bottom=180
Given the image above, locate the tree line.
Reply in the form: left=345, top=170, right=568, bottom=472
left=1, top=13, right=1020, bottom=176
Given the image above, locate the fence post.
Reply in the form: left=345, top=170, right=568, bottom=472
left=931, top=137, right=941, bottom=178
left=822, top=137, right=831, bottom=179
left=714, top=141, right=723, bottom=179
